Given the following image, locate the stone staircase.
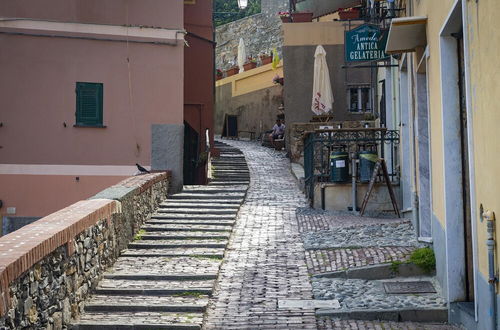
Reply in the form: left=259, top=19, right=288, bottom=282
left=71, top=141, right=249, bottom=329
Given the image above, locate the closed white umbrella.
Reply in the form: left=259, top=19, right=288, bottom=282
left=311, top=45, right=334, bottom=115
left=237, top=38, right=246, bottom=72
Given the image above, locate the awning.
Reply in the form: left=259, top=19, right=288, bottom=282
left=296, top=0, right=360, bottom=19
left=385, top=16, right=427, bottom=54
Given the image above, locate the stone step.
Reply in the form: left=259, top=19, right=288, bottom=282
left=161, top=198, right=242, bottom=204
left=150, top=214, right=236, bottom=220
left=84, top=295, right=208, bottom=313
left=146, top=219, right=234, bottom=226
left=96, top=279, right=214, bottom=295
left=159, top=202, right=240, bottom=209
left=168, top=193, right=245, bottom=200
left=129, top=240, right=227, bottom=249
left=104, top=274, right=217, bottom=281
left=143, top=225, right=232, bottom=232
left=315, top=308, right=448, bottom=323
left=212, top=170, right=248, bottom=173
left=120, top=248, right=225, bottom=258
left=210, top=177, right=250, bottom=182
left=156, top=208, right=238, bottom=215
left=73, top=311, right=203, bottom=330
left=208, top=181, right=249, bottom=186
left=182, top=185, right=248, bottom=192
left=140, top=233, right=230, bottom=240
left=110, top=256, right=221, bottom=274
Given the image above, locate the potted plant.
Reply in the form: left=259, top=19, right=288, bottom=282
left=225, top=66, right=239, bottom=77
left=243, top=56, right=257, bottom=71
left=216, top=69, right=223, bottom=80
left=260, top=52, right=273, bottom=65
left=338, top=7, right=360, bottom=20
left=278, top=11, right=291, bottom=23
left=291, top=11, right=313, bottom=23
left=273, top=75, right=284, bottom=86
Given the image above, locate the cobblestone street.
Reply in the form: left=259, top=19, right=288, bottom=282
left=204, top=140, right=316, bottom=329
left=204, top=140, right=462, bottom=330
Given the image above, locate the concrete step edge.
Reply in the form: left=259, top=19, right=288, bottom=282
left=315, top=307, right=448, bottom=323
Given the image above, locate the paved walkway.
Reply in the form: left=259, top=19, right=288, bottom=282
left=204, top=140, right=461, bottom=330
left=204, top=140, right=317, bottom=329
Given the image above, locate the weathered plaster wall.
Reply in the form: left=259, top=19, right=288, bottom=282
left=466, top=0, right=500, bottom=294
left=215, top=82, right=283, bottom=137
left=283, top=43, right=371, bottom=138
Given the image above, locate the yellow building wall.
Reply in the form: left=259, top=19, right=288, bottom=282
left=465, top=0, right=500, bottom=278
left=412, top=0, right=456, bottom=226
left=216, top=61, right=283, bottom=97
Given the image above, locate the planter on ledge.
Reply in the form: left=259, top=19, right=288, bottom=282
left=280, top=16, right=292, bottom=23
left=225, top=67, right=239, bottom=77
left=291, top=12, right=313, bottom=23
left=243, top=62, right=257, bottom=71
left=338, top=9, right=360, bottom=20
left=260, top=55, right=273, bottom=65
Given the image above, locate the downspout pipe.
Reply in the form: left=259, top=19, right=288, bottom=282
left=484, top=210, right=497, bottom=330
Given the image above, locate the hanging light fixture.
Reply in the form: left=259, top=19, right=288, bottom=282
left=238, top=0, right=248, bottom=9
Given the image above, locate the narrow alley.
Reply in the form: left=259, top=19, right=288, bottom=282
left=69, top=139, right=461, bottom=329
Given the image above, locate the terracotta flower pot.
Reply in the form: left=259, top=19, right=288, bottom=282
left=339, top=9, right=360, bottom=20
left=280, top=16, right=292, bottom=23
left=260, top=56, right=273, bottom=65
left=243, top=62, right=257, bottom=71
left=225, top=67, right=239, bottom=77
left=291, top=12, right=313, bottom=23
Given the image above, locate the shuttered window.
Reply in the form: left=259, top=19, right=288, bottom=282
left=75, top=82, right=103, bottom=127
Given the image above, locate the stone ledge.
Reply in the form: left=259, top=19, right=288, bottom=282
left=0, top=199, right=120, bottom=316
left=91, top=172, right=170, bottom=200
left=0, top=172, right=170, bottom=322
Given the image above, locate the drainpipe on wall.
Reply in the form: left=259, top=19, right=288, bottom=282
left=484, top=210, right=497, bottom=330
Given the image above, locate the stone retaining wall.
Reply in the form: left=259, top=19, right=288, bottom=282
left=215, top=0, right=287, bottom=71
left=0, top=173, right=170, bottom=329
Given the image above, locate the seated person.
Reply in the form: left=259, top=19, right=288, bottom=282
left=269, top=119, right=285, bottom=146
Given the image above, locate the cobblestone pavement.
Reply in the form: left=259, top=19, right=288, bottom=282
left=296, top=208, right=406, bottom=233
left=302, top=221, right=423, bottom=250
left=305, top=247, right=415, bottom=274
left=316, top=318, right=462, bottom=329
left=204, top=140, right=317, bottom=329
left=204, top=141, right=463, bottom=330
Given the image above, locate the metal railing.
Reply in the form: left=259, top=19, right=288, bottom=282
left=303, top=128, right=400, bottom=202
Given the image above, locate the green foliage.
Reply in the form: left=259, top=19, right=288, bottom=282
left=214, top=0, right=262, bottom=27
left=134, top=229, right=146, bottom=241
left=409, top=247, right=436, bottom=273
left=174, top=291, right=206, bottom=298
left=390, top=260, right=403, bottom=274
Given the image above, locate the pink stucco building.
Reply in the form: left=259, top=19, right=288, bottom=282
left=0, top=0, right=191, bottom=234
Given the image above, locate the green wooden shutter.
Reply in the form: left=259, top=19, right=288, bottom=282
left=76, top=82, right=103, bottom=126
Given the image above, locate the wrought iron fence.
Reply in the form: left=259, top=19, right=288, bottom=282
left=303, top=128, right=400, bottom=202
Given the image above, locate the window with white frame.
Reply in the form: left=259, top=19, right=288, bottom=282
left=347, top=86, right=372, bottom=112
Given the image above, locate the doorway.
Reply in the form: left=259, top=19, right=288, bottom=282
left=183, top=121, right=199, bottom=185
left=455, top=31, right=474, bottom=301
left=439, top=1, right=475, bottom=304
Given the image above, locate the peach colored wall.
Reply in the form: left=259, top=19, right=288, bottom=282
left=0, top=0, right=183, bottom=29
left=0, top=174, right=126, bottom=218
left=0, top=34, right=183, bottom=166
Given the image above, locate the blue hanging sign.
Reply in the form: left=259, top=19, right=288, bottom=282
left=345, top=24, right=389, bottom=62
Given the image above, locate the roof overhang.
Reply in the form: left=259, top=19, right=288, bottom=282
left=296, top=0, right=360, bottom=19
left=385, top=16, right=427, bottom=54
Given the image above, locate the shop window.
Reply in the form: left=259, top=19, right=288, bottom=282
left=75, top=82, right=104, bottom=127
left=347, top=86, right=371, bottom=112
